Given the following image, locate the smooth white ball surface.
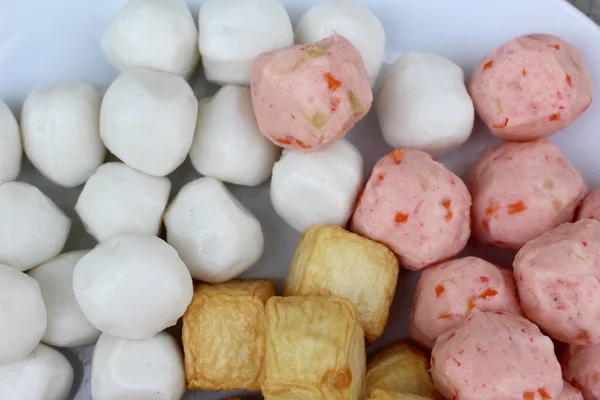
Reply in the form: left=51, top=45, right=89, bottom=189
left=0, top=265, right=47, bottom=366
left=189, top=85, right=280, bottom=186
left=100, top=68, right=198, bottom=177
left=72, top=234, right=193, bottom=339
left=270, top=139, right=363, bottom=232
left=75, top=162, right=171, bottom=242
left=91, top=332, right=185, bottom=400
left=21, top=82, right=106, bottom=187
left=164, top=177, right=264, bottom=283
left=28, top=251, right=100, bottom=348
left=0, top=100, right=21, bottom=183
left=101, top=0, right=199, bottom=77
left=0, top=344, right=73, bottom=400
left=295, top=0, right=386, bottom=86
left=376, top=52, right=475, bottom=159
left=0, top=182, right=71, bottom=272
left=198, top=0, right=294, bottom=85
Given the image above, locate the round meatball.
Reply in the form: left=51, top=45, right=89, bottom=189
left=28, top=251, right=101, bottom=347
left=271, top=139, right=363, bottom=232
left=351, top=149, right=471, bottom=270
left=72, top=234, right=193, bottom=339
left=198, top=0, right=293, bottom=85
left=468, top=140, right=588, bottom=252
left=294, top=0, right=385, bottom=86
left=0, top=265, right=47, bottom=365
left=577, top=188, right=600, bottom=221
left=101, top=0, right=199, bottom=77
left=251, top=34, right=372, bottom=151
left=514, top=219, right=600, bottom=345
left=100, top=68, right=198, bottom=177
left=559, top=381, right=584, bottom=400
left=431, top=310, right=563, bottom=400
left=377, top=52, right=474, bottom=159
left=0, top=100, right=21, bottom=183
left=91, top=332, right=185, bottom=400
left=0, top=182, right=71, bottom=271
left=410, top=257, right=521, bottom=349
left=563, top=344, right=600, bottom=400
left=469, top=33, right=592, bottom=141
left=21, top=82, right=105, bottom=187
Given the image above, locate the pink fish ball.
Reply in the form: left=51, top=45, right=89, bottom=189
left=578, top=188, right=600, bottom=221
left=563, top=344, right=600, bottom=400
left=468, top=140, right=588, bottom=252
left=410, top=257, right=521, bottom=350
left=350, top=149, right=471, bottom=270
left=469, top=33, right=592, bottom=141
left=250, top=34, right=372, bottom=151
left=431, top=310, right=563, bottom=400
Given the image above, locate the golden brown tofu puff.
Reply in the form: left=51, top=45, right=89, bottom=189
left=367, top=389, right=432, bottom=400
left=262, top=295, right=367, bottom=399
left=182, top=279, right=276, bottom=391
left=284, top=225, right=399, bottom=343
left=366, top=342, right=441, bottom=399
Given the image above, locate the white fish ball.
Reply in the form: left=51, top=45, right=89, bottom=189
left=198, top=0, right=294, bottom=85
left=20, top=82, right=106, bottom=187
left=91, top=332, right=185, bottom=400
left=0, top=265, right=47, bottom=366
left=0, top=344, right=73, bottom=400
left=164, top=177, right=264, bottom=283
left=102, top=0, right=199, bottom=77
left=295, top=0, right=386, bottom=86
left=0, top=100, right=22, bottom=183
left=189, top=85, right=280, bottom=186
left=28, top=251, right=101, bottom=348
left=0, top=182, right=71, bottom=272
left=100, top=68, right=198, bottom=177
left=270, top=139, right=363, bottom=232
left=72, top=234, right=193, bottom=339
left=376, top=52, right=475, bottom=159
left=75, top=162, right=171, bottom=242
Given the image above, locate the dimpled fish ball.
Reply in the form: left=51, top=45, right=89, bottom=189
left=75, top=162, right=171, bottom=242
left=189, top=85, right=280, bottom=186
left=101, top=0, right=199, bottom=77
left=100, top=68, right=198, bottom=177
left=295, top=0, right=385, bottom=86
left=377, top=52, right=474, bottom=159
left=72, top=234, right=193, bottom=339
left=0, top=100, right=21, bottom=183
left=91, top=332, right=185, bottom=400
left=270, top=139, right=363, bottom=232
left=0, top=265, right=47, bottom=366
left=164, top=177, right=264, bottom=283
left=251, top=34, right=373, bottom=151
left=469, top=34, right=593, bottom=141
left=198, top=0, right=293, bottom=85
left=28, top=251, right=101, bottom=348
left=20, top=82, right=105, bottom=187
left=563, top=343, right=600, bottom=400
left=0, top=344, right=74, bottom=400
left=0, top=182, right=71, bottom=272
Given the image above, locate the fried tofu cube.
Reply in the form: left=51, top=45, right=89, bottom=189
left=283, top=225, right=399, bottom=343
left=366, top=342, right=441, bottom=399
left=262, top=295, right=367, bottom=399
left=182, top=279, right=276, bottom=391
left=368, top=389, right=433, bottom=400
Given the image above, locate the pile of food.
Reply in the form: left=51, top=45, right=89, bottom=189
left=0, top=0, right=598, bottom=399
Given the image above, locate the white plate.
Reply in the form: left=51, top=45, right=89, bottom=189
left=1, top=0, right=599, bottom=399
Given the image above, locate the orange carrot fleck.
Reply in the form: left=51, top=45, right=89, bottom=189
left=492, top=118, right=509, bottom=129
left=479, top=288, right=499, bottom=299
left=482, top=220, right=490, bottom=232
left=483, top=60, right=494, bottom=70
left=523, top=392, right=535, bottom=400
left=435, top=284, right=445, bottom=298
left=324, top=72, right=342, bottom=91
left=550, top=44, right=561, bottom=50
left=485, top=202, right=499, bottom=217
left=538, top=388, right=551, bottom=400
left=377, top=173, right=385, bottom=181
left=290, top=114, right=296, bottom=119
left=467, top=297, right=476, bottom=311
left=331, top=97, right=341, bottom=107
left=296, top=139, right=311, bottom=150
left=522, top=68, right=527, bottom=76
left=390, top=149, right=404, bottom=164
left=566, top=74, right=572, bottom=87
left=439, top=312, right=454, bottom=320
left=453, top=357, right=461, bottom=367
left=549, top=113, right=561, bottom=121
left=576, top=330, right=590, bottom=342
left=275, top=136, right=294, bottom=145
left=479, top=276, right=489, bottom=283
left=395, top=212, right=409, bottom=224
left=441, top=199, right=453, bottom=221
left=507, top=201, right=527, bottom=214
left=450, top=177, right=456, bottom=185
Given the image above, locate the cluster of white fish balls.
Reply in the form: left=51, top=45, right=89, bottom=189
left=0, top=0, right=476, bottom=398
